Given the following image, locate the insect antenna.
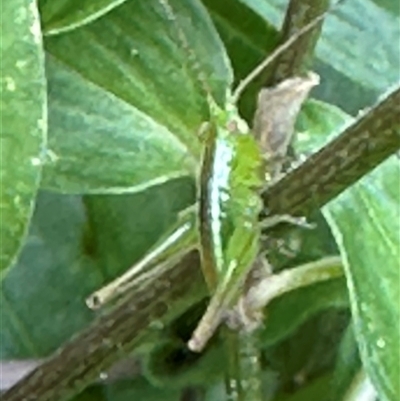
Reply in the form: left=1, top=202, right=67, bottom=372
left=158, top=0, right=214, bottom=103
left=231, top=0, right=346, bottom=104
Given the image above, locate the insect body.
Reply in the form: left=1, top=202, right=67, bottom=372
left=87, top=0, right=324, bottom=363
left=86, top=75, right=318, bottom=350
left=86, top=75, right=318, bottom=401
left=189, top=98, right=264, bottom=352
left=87, top=96, right=266, bottom=352
left=83, top=2, right=340, bottom=400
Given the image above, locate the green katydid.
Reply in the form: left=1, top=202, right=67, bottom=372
left=85, top=0, right=337, bottom=395
left=186, top=71, right=319, bottom=353
left=86, top=79, right=318, bottom=340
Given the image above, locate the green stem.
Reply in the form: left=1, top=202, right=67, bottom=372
left=224, top=328, right=263, bottom=401
left=245, top=256, right=343, bottom=311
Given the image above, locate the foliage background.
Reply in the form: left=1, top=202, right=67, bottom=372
left=1, top=0, right=399, bottom=400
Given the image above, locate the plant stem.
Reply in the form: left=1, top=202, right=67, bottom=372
left=262, top=85, right=400, bottom=217
left=2, top=252, right=205, bottom=401
left=265, top=0, right=330, bottom=85
left=245, top=256, right=343, bottom=311
left=232, top=0, right=339, bottom=102
left=224, top=328, right=263, bottom=401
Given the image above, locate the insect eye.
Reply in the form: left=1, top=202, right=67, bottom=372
left=226, top=120, right=239, bottom=133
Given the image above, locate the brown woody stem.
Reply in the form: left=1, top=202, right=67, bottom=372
left=264, top=0, right=330, bottom=85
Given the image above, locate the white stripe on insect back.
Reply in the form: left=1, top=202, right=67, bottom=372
left=209, top=136, right=234, bottom=269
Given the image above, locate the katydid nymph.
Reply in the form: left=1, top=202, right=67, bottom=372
left=86, top=81, right=318, bottom=346
left=85, top=0, right=332, bottom=396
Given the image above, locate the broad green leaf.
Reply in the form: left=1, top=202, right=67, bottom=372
left=295, top=98, right=353, bottom=152
left=324, top=156, right=400, bottom=401
left=264, top=308, right=350, bottom=399
left=39, top=0, right=129, bottom=35
left=294, top=94, right=399, bottom=400
left=0, top=193, right=97, bottom=358
left=374, top=0, right=400, bottom=16
left=0, top=0, right=47, bottom=274
left=42, top=57, right=195, bottom=194
left=43, top=0, right=232, bottom=193
left=260, top=278, right=349, bottom=348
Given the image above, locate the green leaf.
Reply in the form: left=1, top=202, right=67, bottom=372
left=0, top=0, right=47, bottom=274
left=260, top=278, right=349, bottom=348
left=295, top=98, right=353, bottom=152
left=0, top=192, right=97, bottom=358
left=43, top=0, right=232, bottom=194
left=104, top=377, right=180, bottom=401
left=82, top=177, right=195, bottom=283
left=42, top=57, right=195, bottom=194
left=144, top=338, right=225, bottom=388
left=274, top=374, right=333, bottom=401
left=264, top=308, right=350, bottom=399
left=39, top=0, right=129, bottom=35
left=324, top=156, right=400, bottom=401
left=71, top=385, right=107, bottom=401
left=329, top=323, right=362, bottom=401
